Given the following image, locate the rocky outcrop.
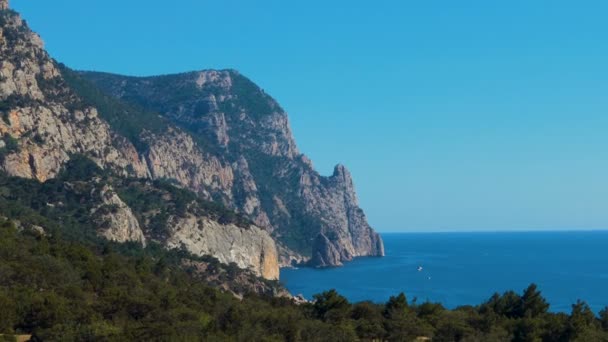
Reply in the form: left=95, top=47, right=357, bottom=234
left=310, top=233, right=344, bottom=267
left=142, top=128, right=234, bottom=202
left=165, top=215, right=279, bottom=280
left=299, top=165, right=385, bottom=265
left=92, top=185, right=146, bottom=246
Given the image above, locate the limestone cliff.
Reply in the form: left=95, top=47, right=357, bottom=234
left=81, top=70, right=385, bottom=267
left=0, top=5, right=278, bottom=280
left=92, top=185, right=147, bottom=246
left=0, top=2, right=383, bottom=272
left=0, top=8, right=149, bottom=181
left=104, top=178, right=280, bottom=280
left=166, top=215, right=279, bottom=280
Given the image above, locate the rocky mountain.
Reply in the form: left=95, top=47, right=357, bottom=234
left=80, top=70, right=385, bottom=267
left=0, top=4, right=278, bottom=280
left=0, top=0, right=383, bottom=279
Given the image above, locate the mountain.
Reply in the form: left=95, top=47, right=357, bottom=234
left=0, top=0, right=382, bottom=279
left=0, top=4, right=278, bottom=280
left=77, top=70, right=384, bottom=267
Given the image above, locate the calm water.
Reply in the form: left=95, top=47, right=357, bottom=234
left=281, top=232, right=608, bottom=313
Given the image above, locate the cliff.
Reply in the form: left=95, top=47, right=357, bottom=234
left=0, top=7, right=278, bottom=280
left=0, top=3, right=383, bottom=273
left=81, top=70, right=385, bottom=267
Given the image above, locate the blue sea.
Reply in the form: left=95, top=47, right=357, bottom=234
left=281, top=232, right=608, bottom=313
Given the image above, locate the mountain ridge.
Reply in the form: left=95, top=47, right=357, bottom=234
left=79, top=69, right=385, bottom=267
left=0, top=2, right=383, bottom=280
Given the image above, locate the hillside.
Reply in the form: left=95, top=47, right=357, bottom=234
left=78, top=68, right=384, bottom=267
left=0, top=5, right=284, bottom=280
left=0, top=0, right=382, bottom=271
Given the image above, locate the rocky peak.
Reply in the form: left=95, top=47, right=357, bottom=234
left=332, top=164, right=353, bottom=186
left=0, top=4, right=282, bottom=280
left=0, top=0, right=8, bottom=11
left=195, top=70, right=233, bottom=90
left=0, top=11, right=149, bottom=182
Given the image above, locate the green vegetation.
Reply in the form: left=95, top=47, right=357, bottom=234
left=221, top=71, right=279, bottom=120
left=77, top=69, right=327, bottom=256
left=76, top=71, right=223, bottom=153
left=58, top=65, right=169, bottom=151
left=0, top=155, right=606, bottom=340
left=0, top=151, right=603, bottom=341
left=116, top=178, right=252, bottom=241
left=1, top=219, right=608, bottom=341
left=0, top=154, right=253, bottom=242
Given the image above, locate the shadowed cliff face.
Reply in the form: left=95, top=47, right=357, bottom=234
left=80, top=70, right=385, bottom=267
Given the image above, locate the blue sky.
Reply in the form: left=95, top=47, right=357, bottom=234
left=12, top=0, right=608, bottom=232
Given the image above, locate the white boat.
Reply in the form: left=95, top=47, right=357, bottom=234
left=417, top=266, right=423, bottom=272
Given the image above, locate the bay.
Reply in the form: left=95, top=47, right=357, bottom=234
left=281, top=231, right=608, bottom=313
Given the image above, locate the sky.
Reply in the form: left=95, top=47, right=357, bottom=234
left=12, top=0, right=608, bottom=232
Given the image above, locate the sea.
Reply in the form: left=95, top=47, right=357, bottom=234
left=281, top=231, right=608, bottom=313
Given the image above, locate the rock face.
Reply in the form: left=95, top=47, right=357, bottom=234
left=0, top=0, right=7, bottom=11
left=0, top=5, right=383, bottom=274
left=82, top=70, right=385, bottom=267
left=0, top=9, right=149, bottom=182
left=142, top=128, right=235, bottom=202
left=92, top=185, right=147, bottom=246
left=166, top=215, right=279, bottom=280
left=0, top=8, right=278, bottom=280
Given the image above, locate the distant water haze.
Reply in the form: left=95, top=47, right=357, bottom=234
left=282, top=231, right=608, bottom=313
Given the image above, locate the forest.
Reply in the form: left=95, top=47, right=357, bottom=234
left=1, top=214, right=608, bottom=341
left=0, top=156, right=605, bottom=341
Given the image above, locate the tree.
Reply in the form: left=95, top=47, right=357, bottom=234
left=566, top=300, right=597, bottom=340
left=600, top=307, right=608, bottom=332
left=518, top=283, right=549, bottom=318
left=383, top=292, right=408, bottom=319
left=352, top=301, right=385, bottom=339
left=512, top=317, right=541, bottom=342
left=312, top=289, right=351, bottom=323
left=433, top=311, right=474, bottom=342
left=483, top=291, right=521, bottom=318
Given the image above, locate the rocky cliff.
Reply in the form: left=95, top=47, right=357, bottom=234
left=0, top=6, right=278, bottom=280
left=166, top=215, right=279, bottom=280
left=81, top=70, right=385, bottom=267
left=0, top=2, right=383, bottom=273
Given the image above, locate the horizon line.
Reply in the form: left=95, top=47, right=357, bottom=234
left=377, top=228, right=608, bottom=234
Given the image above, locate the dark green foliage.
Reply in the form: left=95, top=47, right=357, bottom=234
left=312, top=289, right=351, bottom=323
left=600, top=307, right=608, bottom=331
left=223, top=72, right=278, bottom=120
left=57, top=154, right=106, bottom=181
left=384, top=292, right=408, bottom=318
left=566, top=300, right=599, bottom=340
left=519, top=283, right=550, bottom=318
left=1, top=214, right=608, bottom=340
left=59, top=65, right=169, bottom=151
left=116, top=177, right=252, bottom=241
left=4, top=125, right=598, bottom=339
